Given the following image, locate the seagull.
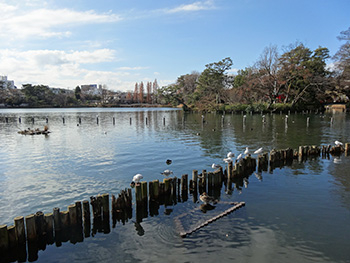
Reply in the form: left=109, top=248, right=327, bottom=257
left=227, top=152, right=235, bottom=158
left=236, top=153, right=242, bottom=161
left=212, top=163, right=221, bottom=169
left=223, top=157, right=233, bottom=163
left=253, top=147, right=263, bottom=154
left=130, top=173, right=143, bottom=188
left=244, top=147, right=249, bottom=155
left=199, top=192, right=217, bottom=205
left=335, top=140, right=343, bottom=146
left=161, top=169, right=173, bottom=176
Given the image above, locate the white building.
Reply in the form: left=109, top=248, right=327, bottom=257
left=0, top=76, right=15, bottom=89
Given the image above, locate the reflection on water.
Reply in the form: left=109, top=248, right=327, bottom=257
left=0, top=108, right=350, bottom=263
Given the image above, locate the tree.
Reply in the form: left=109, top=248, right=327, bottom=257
left=278, top=43, right=330, bottom=106
left=75, top=86, right=81, bottom=100
left=139, top=82, right=144, bottom=103
left=146, top=81, right=152, bottom=104
left=157, top=85, right=183, bottom=106
left=133, top=83, right=139, bottom=103
left=333, top=27, right=350, bottom=102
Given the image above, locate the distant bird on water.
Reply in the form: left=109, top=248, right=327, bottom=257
left=166, top=159, right=172, bottom=165
left=253, top=147, right=263, bottom=155
left=244, top=147, right=249, bottom=155
left=161, top=169, right=173, bottom=176
left=130, top=173, right=143, bottom=188
left=212, top=163, right=221, bottom=169
left=227, top=152, right=235, bottom=158
left=199, top=192, right=217, bottom=205
left=335, top=140, right=343, bottom=146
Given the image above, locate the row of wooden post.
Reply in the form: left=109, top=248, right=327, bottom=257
left=2, top=116, right=166, bottom=126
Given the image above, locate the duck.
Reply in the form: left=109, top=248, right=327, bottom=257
left=130, top=173, right=143, bottom=188
left=199, top=192, right=217, bottom=205
left=166, top=159, right=172, bottom=165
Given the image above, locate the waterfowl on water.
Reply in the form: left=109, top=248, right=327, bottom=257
left=253, top=147, right=263, bottom=154
left=161, top=169, right=173, bottom=176
left=166, top=159, right=172, bottom=165
left=199, top=192, right=216, bottom=205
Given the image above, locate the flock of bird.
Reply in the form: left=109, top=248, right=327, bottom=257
left=130, top=139, right=344, bottom=206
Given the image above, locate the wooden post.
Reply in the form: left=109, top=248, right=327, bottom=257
left=0, top=224, right=9, bottom=253
left=164, top=178, right=171, bottom=195
left=141, top=182, right=148, bottom=201
left=19, top=117, right=21, bottom=123
left=62, top=117, right=65, bottom=124
left=135, top=184, right=142, bottom=205
left=35, top=211, right=45, bottom=238
left=113, top=117, right=115, bottom=125
left=345, top=143, right=350, bottom=156
left=7, top=225, right=17, bottom=249
left=153, top=180, right=159, bottom=200
left=102, top=193, right=110, bottom=218
left=83, top=200, right=90, bottom=222
left=192, top=170, right=198, bottom=191
left=60, top=211, right=70, bottom=230
left=75, top=201, right=82, bottom=225
left=227, top=161, right=233, bottom=180
left=25, top=214, right=37, bottom=242
left=53, top=207, right=61, bottom=232
left=181, top=174, right=188, bottom=191
left=14, top=216, right=26, bottom=245
left=68, top=204, right=77, bottom=226
left=44, top=213, right=54, bottom=242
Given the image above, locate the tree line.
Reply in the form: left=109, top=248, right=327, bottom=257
left=157, top=27, right=350, bottom=112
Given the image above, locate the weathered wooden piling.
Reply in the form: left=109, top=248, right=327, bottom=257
left=60, top=211, right=70, bottom=229
left=0, top=224, right=9, bottom=253
left=96, top=116, right=99, bottom=125
left=135, top=184, right=142, bottom=205
left=14, top=216, right=26, bottom=245
left=62, top=117, right=65, bottom=124
left=53, top=207, right=61, bottom=232
left=181, top=174, right=188, bottom=192
left=44, top=213, right=54, bottom=243
left=35, top=211, right=45, bottom=238
left=25, top=214, right=37, bottom=242
left=152, top=180, right=159, bottom=200
left=68, top=204, right=77, bottom=226
left=141, top=182, right=148, bottom=201
left=191, top=170, right=198, bottom=191
left=345, top=143, right=350, bottom=156
left=7, top=225, right=16, bottom=249
left=83, top=200, right=90, bottom=222
left=79, top=117, right=82, bottom=124
left=113, top=117, right=115, bottom=125
left=227, top=161, right=233, bottom=180
left=19, top=117, right=21, bottom=123
left=102, top=193, right=110, bottom=218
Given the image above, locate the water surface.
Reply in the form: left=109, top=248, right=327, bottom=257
left=0, top=108, right=349, bottom=262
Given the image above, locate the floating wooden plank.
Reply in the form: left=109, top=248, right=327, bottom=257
left=176, top=202, right=245, bottom=238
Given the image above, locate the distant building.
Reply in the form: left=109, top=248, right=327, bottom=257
left=49, top=87, right=74, bottom=95
left=0, top=76, right=15, bottom=89
left=81, top=84, right=102, bottom=96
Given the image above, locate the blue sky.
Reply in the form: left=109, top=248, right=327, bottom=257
left=0, top=0, right=349, bottom=92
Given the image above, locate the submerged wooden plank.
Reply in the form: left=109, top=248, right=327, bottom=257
left=176, top=202, right=245, bottom=238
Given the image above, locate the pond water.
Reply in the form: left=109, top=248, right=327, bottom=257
left=0, top=108, right=349, bottom=263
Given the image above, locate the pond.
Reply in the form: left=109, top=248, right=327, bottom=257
left=0, top=108, right=349, bottom=263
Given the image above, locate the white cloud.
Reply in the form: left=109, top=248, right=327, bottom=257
left=0, top=5, right=122, bottom=40
left=0, top=49, right=130, bottom=90
left=117, top=66, right=149, bottom=71
left=165, top=0, right=215, bottom=13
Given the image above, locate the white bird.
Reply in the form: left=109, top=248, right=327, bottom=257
left=244, top=147, right=249, bottom=155
left=236, top=153, right=242, bottom=161
left=161, top=169, right=173, bottom=176
left=335, top=140, right=343, bottom=146
left=130, top=173, right=143, bottom=187
left=223, top=157, right=233, bottom=163
left=212, top=163, right=221, bottom=169
left=253, top=147, right=263, bottom=154
left=227, top=152, right=235, bottom=158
